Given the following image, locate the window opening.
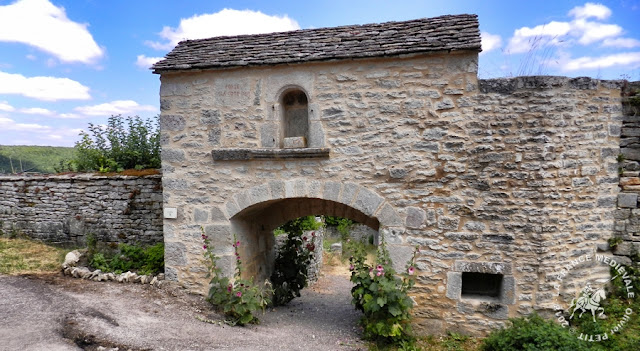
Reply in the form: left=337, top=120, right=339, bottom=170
left=461, top=272, right=503, bottom=299
left=281, top=89, right=308, bottom=148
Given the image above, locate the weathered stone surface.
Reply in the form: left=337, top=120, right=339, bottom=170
left=618, top=193, right=638, bottom=208
left=0, top=174, right=162, bottom=246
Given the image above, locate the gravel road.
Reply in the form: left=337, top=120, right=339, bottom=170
left=0, top=267, right=366, bottom=351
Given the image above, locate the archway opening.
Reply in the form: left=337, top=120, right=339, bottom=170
left=230, top=197, right=380, bottom=285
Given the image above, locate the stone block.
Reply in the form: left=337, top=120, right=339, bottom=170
left=387, top=243, right=414, bottom=273
left=377, top=203, right=403, bottom=226
left=446, top=272, right=462, bottom=299
left=389, top=167, right=409, bottom=179
left=618, top=193, right=638, bottom=208
left=323, top=182, right=341, bottom=202
left=249, top=185, right=270, bottom=204
left=260, top=123, right=277, bottom=148
left=405, top=207, right=426, bottom=228
left=160, top=114, right=185, bottom=131
left=268, top=180, right=285, bottom=199
left=165, top=242, right=187, bottom=266
left=194, top=208, right=208, bottom=223
left=283, top=137, right=306, bottom=149
left=210, top=207, right=227, bottom=222
left=354, top=188, right=384, bottom=217
left=339, top=182, right=358, bottom=205
left=225, top=199, right=241, bottom=218
left=308, top=121, right=325, bottom=148
left=454, top=261, right=512, bottom=275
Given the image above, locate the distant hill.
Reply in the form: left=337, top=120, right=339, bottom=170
left=0, top=146, right=76, bottom=174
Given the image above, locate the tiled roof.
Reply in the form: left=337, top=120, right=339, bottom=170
left=152, top=14, right=480, bottom=73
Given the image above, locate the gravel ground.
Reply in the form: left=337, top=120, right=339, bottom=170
left=0, top=266, right=366, bottom=351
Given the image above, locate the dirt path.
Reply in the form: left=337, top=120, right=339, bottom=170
left=0, top=266, right=366, bottom=351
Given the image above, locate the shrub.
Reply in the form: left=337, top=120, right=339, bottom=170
left=481, top=313, right=591, bottom=351
left=87, top=241, right=164, bottom=275
left=348, top=238, right=418, bottom=345
left=270, top=216, right=319, bottom=306
left=202, top=231, right=270, bottom=325
left=74, top=115, right=160, bottom=172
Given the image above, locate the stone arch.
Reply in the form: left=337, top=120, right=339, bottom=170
left=216, top=178, right=405, bottom=282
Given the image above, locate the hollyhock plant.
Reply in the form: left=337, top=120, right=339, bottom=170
left=201, top=229, right=271, bottom=326
left=347, top=236, right=419, bottom=345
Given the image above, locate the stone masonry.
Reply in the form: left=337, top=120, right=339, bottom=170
left=0, top=173, right=163, bottom=246
left=153, top=15, right=623, bottom=335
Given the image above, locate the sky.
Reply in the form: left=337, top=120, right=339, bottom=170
left=0, top=0, right=639, bottom=147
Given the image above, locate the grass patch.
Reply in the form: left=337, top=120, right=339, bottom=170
left=0, top=238, right=67, bottom=275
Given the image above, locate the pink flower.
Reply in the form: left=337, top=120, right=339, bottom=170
left=203, top=245, right=207, bottom=250
left=408, top=267, right=415, bottom=275
left=236, top=291, right=242, bottom=297
left=376, top=265, right=383, bottom=272
left=303, top=236, right=307, bottom=241
left=233, top=241, right=240, bottom=247
left=376, top=271, right=383, bottom=276
left=227, top=284, right=232, bottom=292
left=349, top=264, right=355, bottom=271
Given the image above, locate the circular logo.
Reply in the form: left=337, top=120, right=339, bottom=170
left=552, top=253, right=635, bottom=342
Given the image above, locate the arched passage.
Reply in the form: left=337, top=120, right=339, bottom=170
left=219, top=179, right=404, bottom=283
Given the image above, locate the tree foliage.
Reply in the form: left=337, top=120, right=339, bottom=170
left=74, top=115, right=160, bottom=172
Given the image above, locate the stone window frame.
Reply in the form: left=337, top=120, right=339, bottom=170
left=271, top=84, right=324, bottom=149
left=446, top=260, right=515, bottom=305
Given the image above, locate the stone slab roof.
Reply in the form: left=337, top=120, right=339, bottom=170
left=152, top=14, right=480, bottom=73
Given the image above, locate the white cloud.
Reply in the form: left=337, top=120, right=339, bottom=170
left=561, top=52, right=640, bottom=71
left=136, top=55, right=164, bottom=69
left=0, top=101, right=14, bottom=112
left=0, top=116, right=51, bottom=132
left=19, top=107, right=54, bottom=115
left=0, top=71, right=91, bottom=101
left=0, top=0, right=103, bottom=64
left=57, top=113, right=83, bottom=119
left=602, top=37, right=640, bottom=48
left=571, top=18, right=621, bottom=44
left=506, top=3, right=635, bottom=55
left=481, top=32, right=502, bottom=54
left=506, top=21, right=571, bottom=54
left=568, top=2, right=612, bottom=20
left=147, top=8, right=300, bottom=51
left=74, top=100, right=157, bottom=116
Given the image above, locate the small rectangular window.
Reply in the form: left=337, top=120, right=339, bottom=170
left=461, top=272, right=502, bottom=299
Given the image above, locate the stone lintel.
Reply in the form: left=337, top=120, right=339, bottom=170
left=212, top=148, right=330, bottom=161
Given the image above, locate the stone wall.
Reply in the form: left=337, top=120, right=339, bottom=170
left=0, top=174, right=163, bottom=246
left=613, top=81, right=640, bottom=262
left=158, top=49, right=624, bottom=335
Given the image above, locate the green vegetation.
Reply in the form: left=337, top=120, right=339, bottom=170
left=74, top=115, right=160, bottom=172
left=270, top=216, right=321, bottom=306
left=349, top=238, right=418, bottom=347
left=202, top=230, right=271, bottom=326
left=0, top=145, right=76, bottom=174
left=86, top=234, right=164, bottom=275
left=481, top=313, right=590, bottom=351
left=0, top=237, right=67, bottom=275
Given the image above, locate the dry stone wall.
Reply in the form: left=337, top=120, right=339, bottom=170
left=0, top=174, right=163, bottom=246
left=613, top=81, right=640, bottom=262
left=158, top=48, right=624, bottom=335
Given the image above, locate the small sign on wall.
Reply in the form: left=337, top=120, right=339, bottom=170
left=164, top=207, right=177, bottom=219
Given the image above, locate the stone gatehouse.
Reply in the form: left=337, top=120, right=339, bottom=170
left=152, top=14, right=623, bottom=335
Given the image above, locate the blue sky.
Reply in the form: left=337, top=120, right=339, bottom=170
left=0, top=0, right=639, bottom=147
